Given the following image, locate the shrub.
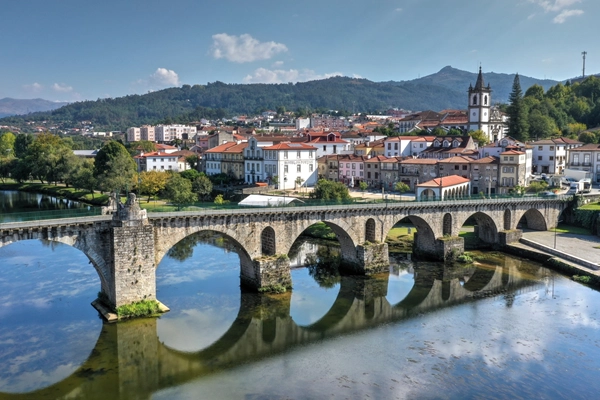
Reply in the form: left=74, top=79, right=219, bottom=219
left=116, top=300, right=160, bottom=319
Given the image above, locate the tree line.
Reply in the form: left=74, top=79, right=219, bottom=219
left=507, top=75, right=600, bottom=143
left=0, top=133, right=215, bottom=208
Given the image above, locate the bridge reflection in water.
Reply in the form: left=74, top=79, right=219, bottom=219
left=1, top=257, right=543, bottom=400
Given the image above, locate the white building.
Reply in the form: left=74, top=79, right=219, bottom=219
left=567, top=143, right=600, bottom=184
left=531, top=137, right=582, bottom=175
left=127, top=127, right=141, bottom=142
left=467, top=67, right=507, bottom=143
left=155, top=124, right=198, bottom=142
left=262, top=142, right=318, bottom=190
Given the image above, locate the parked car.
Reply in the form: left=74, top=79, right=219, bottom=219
left=539, top=191, right=557, bottom=197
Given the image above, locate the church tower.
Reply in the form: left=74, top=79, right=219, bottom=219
left=468, top=67, right=493, bottom=141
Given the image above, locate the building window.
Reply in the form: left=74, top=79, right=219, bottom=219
left=549, top=156, right=554, bottom=161
left=538, top=146, right=543, bottom=151
left=297, top=151, right=301, bottom=159
left=284, top=151, right=288, bottom=159
left=538, top=156, right=542, bottom=161
left=297, top=164, right=301, bottom=172
left=352, top=164, right=355, bottom=169
left=309, top=164, right=313, bottom=172
left=309, top=151, right=313, bottom=158
left=284, top=165, right=288, bottom=173
left=462, top=165, right=467, bottom=170
left=549, top=146, right=554, bottom=151
left=455, top=165, right=459, bottom=170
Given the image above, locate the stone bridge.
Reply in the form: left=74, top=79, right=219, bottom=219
left=0, top=259, right=545, bottom=400
left=0, top=194, right=568, bottom=309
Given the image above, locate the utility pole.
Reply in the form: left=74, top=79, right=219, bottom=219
left=582, top=51, right=587, bottom=78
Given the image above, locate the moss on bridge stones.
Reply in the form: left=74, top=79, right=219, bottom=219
left=245, top=254, right=293, bottom=293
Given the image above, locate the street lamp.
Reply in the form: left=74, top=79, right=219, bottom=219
left=554, top=216, right=563, bottom=249
left=283, top=176, right=288, bottom=206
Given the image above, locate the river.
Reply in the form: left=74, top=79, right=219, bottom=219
left=0, top=191, right=599, bottom=399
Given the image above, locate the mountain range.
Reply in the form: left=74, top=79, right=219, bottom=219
left=0, top=98, right=69, bottom=118
left=0, top=66, right=585, bottom=130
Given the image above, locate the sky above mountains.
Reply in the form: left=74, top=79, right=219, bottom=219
left=2, top=0, right=596, bottom=102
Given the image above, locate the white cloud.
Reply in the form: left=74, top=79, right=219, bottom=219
left=243, top=68, right=343, bottom=84
left=52, top=83, right=73, bottom=92
left=272, top=60, right=284, bottom=67
left=23, top=82, right=43, bottom=92
left=528, top=0, right=584, bottom=23
left=149, top=68, right=180, bottom=87
left=553, top=8, right=584, bottom=22
left=529, top=0, right=581, bottom=12
left=394, top=7, right=403, bottom=12
left=211, top=33, right=288, bottom=63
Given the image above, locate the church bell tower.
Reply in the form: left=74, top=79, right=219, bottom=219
left=468, top=67, right=492, bottom=141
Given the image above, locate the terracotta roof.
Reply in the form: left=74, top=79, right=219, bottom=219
left=205, top=142, right=238, bottom=153
left=223, top=143, right=248, bottom=153
left=263, top=142, right=317, bottom=150
left=568, top=143, right=600, bottom=151
left=418, top=175, right=470, bottom=188
left=499, top=150, right=525, bottom=155
left=530, top=137, right=582, bottom=145
left=365, top=155, right=389, bottom=162
left=399, top=158, right=438, bottom=165
left=438, top=156, right=476, bottom=164
left=470, top=156, right=499, bottom=164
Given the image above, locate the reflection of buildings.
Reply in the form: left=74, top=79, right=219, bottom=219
left=288, top=240, right=326, bottom=268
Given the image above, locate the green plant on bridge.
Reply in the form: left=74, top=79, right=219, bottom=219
left=116, top=300, right=161, bottom=319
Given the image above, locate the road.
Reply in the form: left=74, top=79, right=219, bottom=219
left=521, top=229, right=600, bottom=267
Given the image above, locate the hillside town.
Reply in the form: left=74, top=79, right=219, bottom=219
left=122, top=69, right=595, bottom=197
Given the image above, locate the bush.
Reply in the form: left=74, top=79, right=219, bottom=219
left=573, top=275, right=591, bottom=284
left=116, top=300, right=161, bottom=319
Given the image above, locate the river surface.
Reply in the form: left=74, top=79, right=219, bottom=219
left=1, top=192, right=600, bottom=399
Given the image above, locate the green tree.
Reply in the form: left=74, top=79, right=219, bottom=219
left=25, top=133, right=75, bottom=184
left=0, top=132, right=16, bottom=156
left=528, top=110, right=559, bottom=140
left=468, top=130, right=489, bottom=146
left=507, top=74, right=529, bottom=141
left=14, top=134, right=34, bottom=159
left=528, top=180, right=548, bottom=193
left=185, top=154, right=199, bottom=170
left=524, top=84, right=545, bottom=101
left=139, top=170, right=169, bottom=202
left=165, top=173, right=197, bottom=210
left=70, top=158, right=97, bottom=198
left=214, top=194, right=225, bottom=205
left=192, top=174, right=213, bottom=201
left=578, top=131, right=598, bottom=144
left=295, top=176, right=304, bottom=189
left=94, top=141, right=137, bottom=193
left=271, top=175, right=279, bottom=188
left=180, top=169, right=201, bottom=181
left=0, top=156, right=15, bottom=183
left=394, top=182, right=410, bottom=193
left=130, top=140, right=156, bottom=155
left=359, top=181, right=368, bottom=193
left=310, top=179, right=350, bottom=201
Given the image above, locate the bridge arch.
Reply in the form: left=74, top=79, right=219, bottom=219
left=455, top=211, right=500, bottom=245
left=516, top=208, right=548, bottom=231
left=0, top=231, right=111, bottom=297
left=281, top=219, right=357, bottom=263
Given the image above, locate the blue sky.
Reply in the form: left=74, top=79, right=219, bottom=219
left=2, top=0, right=597, bottom=102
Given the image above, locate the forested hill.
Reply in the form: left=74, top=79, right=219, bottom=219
left=0, top=67, right=559, bottom=131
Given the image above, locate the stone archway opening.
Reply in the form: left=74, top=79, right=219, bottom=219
left=504, top=209, right=512, bottom=230
left=458, top=212, right=499, bottom=249
left=261, top=226, right=276, bottom=256
left=420, top=189, right=436, bottom=201
left=386, top=215, right=436, bottom=259
left=517, top=209, right=548, bottom=231
left=443, top=213, right=453, bottom=236
left=365, top=218, right=376, bottom=243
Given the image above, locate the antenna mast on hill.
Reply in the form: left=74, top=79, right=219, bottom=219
left=582, top=51, right=587, bottom=78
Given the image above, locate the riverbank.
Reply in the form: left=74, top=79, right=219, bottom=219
left=0, top=182, right=108, bottom=206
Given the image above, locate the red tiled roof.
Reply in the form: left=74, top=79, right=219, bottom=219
left=263, top=142, right=317, bottom=150
left=418, top=175, right=470, bottom=188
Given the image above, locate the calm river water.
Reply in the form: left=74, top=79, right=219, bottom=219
left=1, top=192, right=600, bottom=399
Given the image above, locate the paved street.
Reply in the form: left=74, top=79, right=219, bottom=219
left=521, top=229, right=600, bottom=267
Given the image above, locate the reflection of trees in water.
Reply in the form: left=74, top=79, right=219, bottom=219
left=166, top=231, right=242, bottom=262
left=304, top=245, right=342, bottom=289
